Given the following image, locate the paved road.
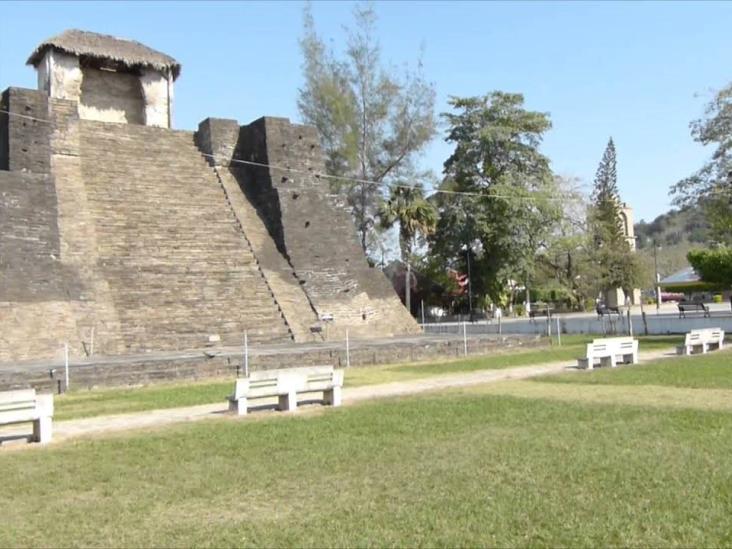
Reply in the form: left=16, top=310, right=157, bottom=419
left=0, top=347, right=679, bottom=448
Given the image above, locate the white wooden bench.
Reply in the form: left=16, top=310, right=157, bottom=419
left=677, top=328, right=725, bottom=355
left=228, top=366, right=343, bottom=416
left=577, top=337, right=639, bottom=369
left=0, top=389, right=54, bottom=444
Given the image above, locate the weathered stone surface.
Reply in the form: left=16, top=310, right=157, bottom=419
left=0, top=87, right=51, bottom=173
left=0, top=170, right=82, bottom=302
left=79, top=67, right=145, bottom=125
left=0, top=334, right=542, bottom=392
left=198, top=116, right=420, bottom=340
left=76, top=120, right=294, bottom=352
left=0, top=85, right=419, bottom=368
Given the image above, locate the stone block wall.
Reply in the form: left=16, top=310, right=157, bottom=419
left=0, top=87, right=51, bottom=173
left=1, top=87, right=418, bottom=365
left=0, top=90, right=90, bottom=362
left=0, top=92, right=8, bottom=170
left=0, top=170, right=82, bottom=302
left=196, top=118, right=322, bottom=343
left=0, top=333, right=542, bottom=392
left=197, top=115, right=420, bottom=339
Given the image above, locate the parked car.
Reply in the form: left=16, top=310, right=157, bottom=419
left=661, top=292, right=685, bottom=303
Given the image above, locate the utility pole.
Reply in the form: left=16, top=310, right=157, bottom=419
left=653, top=241, right=661, bottom=313
left=465, top=247, right=473, bottom=323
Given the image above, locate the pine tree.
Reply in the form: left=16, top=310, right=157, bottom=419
left=589, top=138, right=640, bottom=295
left=591, top=138, right=624, bottom=244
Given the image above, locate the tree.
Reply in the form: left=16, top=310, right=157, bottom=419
left=687, top=248, right=732, bottom=288
left=379, top=183, right=437, bottom=313
left=588, top=138, right=641, bottom=299
left=535, top=175, right=594, bottom=310
left=672, top=83, right=732, bottom=243
left=591, top=139, right=624, bottom=242
left=298, top=3, right=436, bottom=254
left=430, top=92, right=562, bottom=307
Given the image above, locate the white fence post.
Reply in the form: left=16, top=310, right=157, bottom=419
left=346, top=329, right=351, bottom=368
left=243, top=332, right=249, bottom=377
left=64, top=343, right=70, bottom=392
left=556, top=316, right=561, bottom=346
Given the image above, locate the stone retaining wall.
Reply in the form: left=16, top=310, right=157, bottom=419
left=0, top=334, right=543, bottom=392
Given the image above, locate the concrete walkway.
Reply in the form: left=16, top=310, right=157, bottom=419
left=4, top=347, right=679, bottom=447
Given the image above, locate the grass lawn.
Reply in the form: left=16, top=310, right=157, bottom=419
left=52, top=335, right=683, bottom=421
left=2, top=379, right=732, bottom=546
left=538, top=348, right=732, bottom=390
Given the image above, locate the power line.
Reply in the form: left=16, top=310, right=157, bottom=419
left=202, top=152, right=586, bottom=202
left=0, top=108, right=634, bottom=204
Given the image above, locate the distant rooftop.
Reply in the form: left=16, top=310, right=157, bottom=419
left=27, top=29, right=181, bottom=79
left=659, top=266, right=700, bottom=287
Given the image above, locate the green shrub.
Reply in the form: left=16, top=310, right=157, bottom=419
left=713, top=294, right=723, bottom=303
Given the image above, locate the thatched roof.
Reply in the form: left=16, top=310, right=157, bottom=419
left=27, top=29, right=181, bottom=80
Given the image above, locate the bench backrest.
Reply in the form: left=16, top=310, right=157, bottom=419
left=680, top=302, right=707, bottom=310
left=685, top=328, right=724, bottom=346
left=300, top=366, right=343, bottom=392
left=0, top=389, right=42, bottom=424
left=586, top=342, right=613, bottom=358
left=587, top=337, right=638, bottom=359
left=234, top=366, right=342, bottom=398
left=593, top=336, right=634, bottom=345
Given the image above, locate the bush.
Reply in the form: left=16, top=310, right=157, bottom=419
left=515, top=304, right=525, bottom=317
left=713, top=294, right=723, bottom=303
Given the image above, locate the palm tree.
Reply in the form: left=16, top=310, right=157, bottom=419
left=380, top=183, right=438, bottom=314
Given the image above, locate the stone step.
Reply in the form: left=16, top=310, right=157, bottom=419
left=77, top=120, right=294, bottom=350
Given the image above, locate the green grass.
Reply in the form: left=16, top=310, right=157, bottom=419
left=539, top=349, right=732, bottom=390
left=53, top=335, right=683, bottom=421
left=53, top=380, right=234, bottom=421
left=2, top=389, right=732, bottom=546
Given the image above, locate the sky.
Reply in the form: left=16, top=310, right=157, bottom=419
left=2, top=1, right=731, bottom=223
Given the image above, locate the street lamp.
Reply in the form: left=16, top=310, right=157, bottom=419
left=653, top=240, right=661, bottom=312
left=461, top=239, right=483, bottom=322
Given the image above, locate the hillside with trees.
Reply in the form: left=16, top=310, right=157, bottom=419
left=633, top=205, right=710, bottom=283
left=635, top=205, right=709, bottom=250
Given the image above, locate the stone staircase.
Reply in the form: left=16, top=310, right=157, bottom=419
left=213, top=166, right=322, bottom=342
left=77, top=121, right=293, bottom=352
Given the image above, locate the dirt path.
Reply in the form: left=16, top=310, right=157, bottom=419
left=5, top=347, right=679, bottom=446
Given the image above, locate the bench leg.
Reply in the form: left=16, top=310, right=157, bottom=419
left=600, top=356, right=615, bottom=368
left=32, top=416, right=52, bottom=444
left=323, top=386, right=342, bottom=407
left=229, top=397, right=248, bottom=416
left=278, top=391, right=297, bottom=412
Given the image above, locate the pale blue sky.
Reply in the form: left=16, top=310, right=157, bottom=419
left=2, top=1, right=731, bottom=222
